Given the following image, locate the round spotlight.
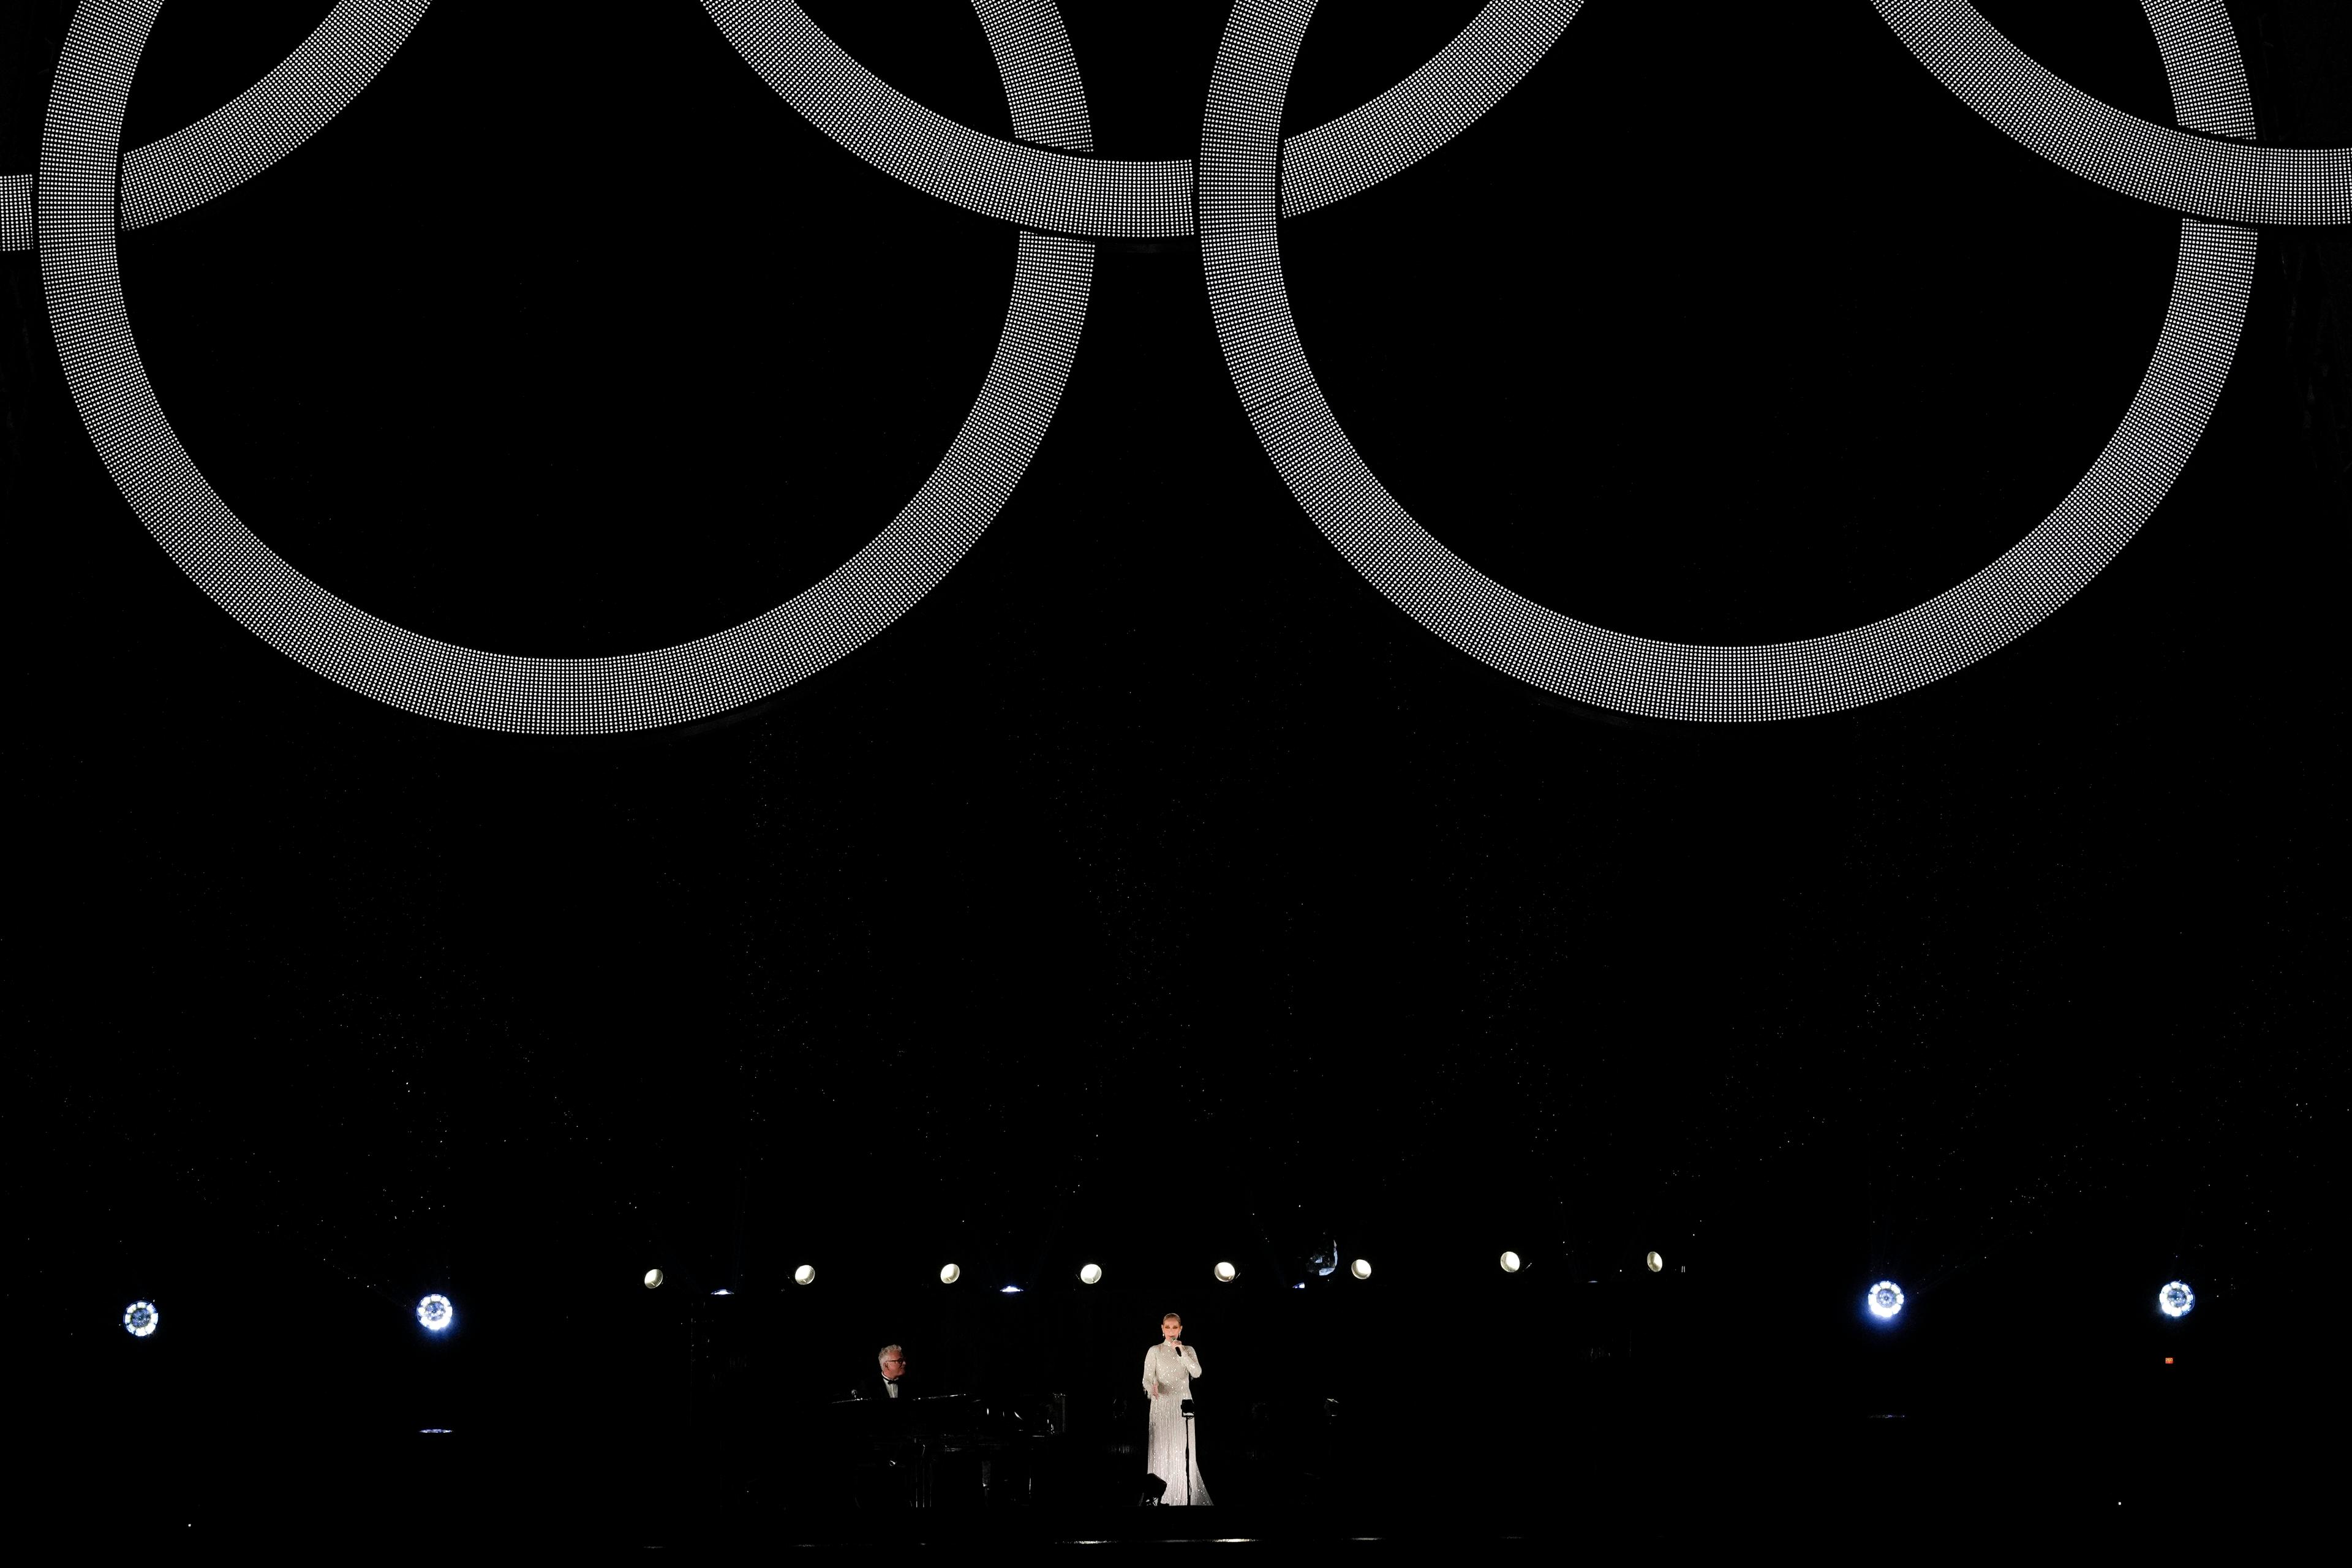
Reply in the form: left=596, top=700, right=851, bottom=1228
left=1646, top=1251, right=1664, bottom=1273
left=940, top=1263, right=961, bottom=1286
left=1351, top=1259, right=1371, bottom=1280
left=1213, top=1261, right=1237, bottom=1283
left=2158, top=1280, right=2195, bottom=1319
left=1500, top=1251, right=1521, bottom=1273
left=122, top=1300, right=159, bottom=1338
left=1079, top=1263, right=1102, bottom=1285
left=417, top=1294, right=454, bottom=1332
left=1864, top=1281, right=1905, bottom=1322
left=643, top=1268, right=664, bottom=1290
left=794, top=1264, right=815, bottom=1286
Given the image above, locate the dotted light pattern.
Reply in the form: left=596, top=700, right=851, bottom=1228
left=417, top=1293, right=454, bottom=1331
left=1867, top=1281, right=1906, bottom=1321
left=1876, top=0, right=2352, bottom=226
left=2159, top=1280, right=2195, bottom=1318
left=1197, top=0, right=2259, bottom=722
left=1, top=0, right=426, bottom=252
left=123, top=1300, right=159, bottom=1338
left=39, top=0, right=1096, bottom=734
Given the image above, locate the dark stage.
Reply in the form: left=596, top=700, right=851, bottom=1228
left=6, top=0, right=2343, bottom=1552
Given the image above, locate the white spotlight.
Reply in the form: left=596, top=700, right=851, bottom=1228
left=1213, top=1261, right=1237, bottom=1283
left=1351, top=1259, right=1371, bottom=1280
left=1001, top=1284, right=1022, bottom=1294
left=940, top=1263, right=961, bottom=1285
left=1865, top=1281, right=1905, bottom=1321
left=2158, top=1280, right=2195, bottom=1319
left=643, top=1268, right=664, bottom=1289
left=122, top=1300, right=159, bottom=1338
left=1646, top=1251, right=1663, bottom=1273
left=1079, top=1263, right=1102, bottom=1285
left=417, top=1294, right=454, bottom=1332
left=1499, top=1251, right=1521, bottom=1273
left=794, top=1264, right=815, bottom=1286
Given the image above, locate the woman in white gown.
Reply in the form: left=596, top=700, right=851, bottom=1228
left=1142, top=1312, right=1212, bottom=1505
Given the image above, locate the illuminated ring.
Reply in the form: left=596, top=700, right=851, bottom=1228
left=1, top=0, right=429, bottom=253
left=1877, top=0, right=2352, bottom=227
left=1199, top=0, right=2258, bottom=722
left=40, top=0, right=1096, bottom=734
left=700, top=0, right=1583, bottom=236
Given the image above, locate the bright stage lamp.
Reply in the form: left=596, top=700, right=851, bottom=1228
left=417, top=1294, right=454, bottom=1332
left=643, top=1268, right=664, bottom=1289
left=1646, top=1251, right=1663, bottom=1273
left=1500, top=1251, right=1521, bottom=1273
left=1079, top=1263, right=1102, bottom=1285
left=940, top=1263, right=961, bottom=1285
left=1351, top=1259, right=1371, bottom=1280
left=122, top=1300, right=159, bottom=1338
left=1865, top=1281, right=1905, bottom=1321
left=794, top=1264, right=815, bottom=1286
left=1213, top=1261, right=1237, bottom=1283
left=2158, top=1280, right=2195, bottom=1319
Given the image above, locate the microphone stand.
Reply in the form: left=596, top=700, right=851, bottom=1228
left=1177, top=1346, right=1196, bottom=1507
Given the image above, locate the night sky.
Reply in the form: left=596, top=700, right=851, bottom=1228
left=4, top=0, right=2342, bottom=1507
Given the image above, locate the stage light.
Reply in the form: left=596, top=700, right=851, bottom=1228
left=1079, top=1263, right=1102, bottom=1285
left=1500, top=1251, right=1521, bottom=1273
left=2158, top=1280, right=2195, bottom=1319
left=940, top=1264, right=962, bottom=1285
left=1214, top=1261, right=1237, bottom=1283
left=794, top=1264, right=815, bottom=1286
left=1646, top=1251, right=1663, bottom=1273
left=1351, top=1259, right=1371, bottom=1280
left=643, top=1268, right=664, bottom=1289
left=1001, top=1284, right=1022, bottom=1294
left=122, top=1300, right=159, bottom=1338
left=1865, top=1281, right=1905, bottom=1322
left=417, top=1294, right=454, bottom=1332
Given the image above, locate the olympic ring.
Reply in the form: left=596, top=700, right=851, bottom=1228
left=1196, top=0, right=2258, bottom=720
left=19, top=2, right=2318, bottom=728
left=41, top=0, right=1096, bottom=733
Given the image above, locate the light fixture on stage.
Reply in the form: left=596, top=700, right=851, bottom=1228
left=1500, top=1251, right=1521, bottom=1273
left=940, top=1264, right=962, bottom=1285
left=1001, top=1285, right=1023, bottom=1294
left=794, top=1264, right=815, bottom=1286
left=1351, top=1259, right=1371, bottom=1280
left=2158, top=1281, right=2195, bottom=1319
left=417, top=1294, right=454, bottom=1332
left=1214, top=1261, right=1237, bottom=1283
left=1866, top=1281, right=1905, bottom=1322
left=643, top=1268, right=664, bottom=1289
left=122, top=1300, right=159, bottom=1338
left=1079, top=1263, right=1102, bottom=1285
left=1646, top=1251, right=1663, bottom=1273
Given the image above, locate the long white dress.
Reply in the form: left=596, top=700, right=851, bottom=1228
left=1141, top=1341, right=1212, bottom=1505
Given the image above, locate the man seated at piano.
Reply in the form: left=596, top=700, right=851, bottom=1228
left=859, top=1344, right=911, bottom=1402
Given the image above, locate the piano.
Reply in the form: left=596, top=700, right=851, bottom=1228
left=825, top=1390, right=1066, bottom=1508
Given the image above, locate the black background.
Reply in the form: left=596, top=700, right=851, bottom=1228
left=4, top=0, right=2343, bottom=1544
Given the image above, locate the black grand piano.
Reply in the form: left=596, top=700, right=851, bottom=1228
left=824, top=1389, right=1066, bottom=1508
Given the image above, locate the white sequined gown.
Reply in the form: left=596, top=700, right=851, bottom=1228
left=1141, top=1341, right=1212, bottom=1505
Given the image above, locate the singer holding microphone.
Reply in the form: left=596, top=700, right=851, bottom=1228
left=1142, top=1312, right=1213, bottom=1505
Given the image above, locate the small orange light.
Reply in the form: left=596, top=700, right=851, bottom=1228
left=2164, top=1357, right=2174, bottom=1365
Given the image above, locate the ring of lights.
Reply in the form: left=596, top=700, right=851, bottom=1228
left=123, top=1299, right=160, bottom=1337
left=1196, top=0, right=2258, bottom=722
left=39, top=0, right=1096, bottom=734
left=29, top=2, right=2320, bottom=728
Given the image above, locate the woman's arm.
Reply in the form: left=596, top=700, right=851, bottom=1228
left=1180, top=1345, right=1201, bottom=1379
left=1143, top=1347, right=1159, bottom=1397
